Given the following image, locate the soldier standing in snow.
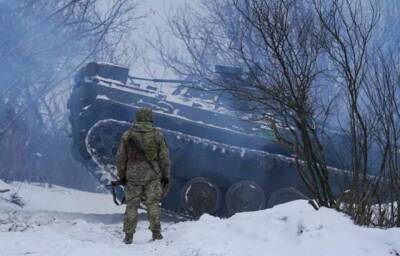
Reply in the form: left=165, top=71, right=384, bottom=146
left=116, top=107, right=171, bottom=244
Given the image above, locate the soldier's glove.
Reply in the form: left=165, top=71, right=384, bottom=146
left=120, top=177, right=127, bottom=186
left=111, top=177, right=127, bottom=187
left=161, top=178, right=170, bottom=198
left=161, top=178, right=169, bottom=188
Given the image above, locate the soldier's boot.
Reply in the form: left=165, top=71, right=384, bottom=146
left=124, top=233, right=133, bottom=244
left=152, top=231, right=163, bottom=241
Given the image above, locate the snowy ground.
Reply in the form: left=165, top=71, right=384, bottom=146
left=0, top=180, right=399, bottom=256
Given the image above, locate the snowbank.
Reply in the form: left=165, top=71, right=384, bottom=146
left=0, top=179, right=11, bottom=190
left=0, top=181, right=399, bottom=256
left=0, top=181, right=123, bottom=214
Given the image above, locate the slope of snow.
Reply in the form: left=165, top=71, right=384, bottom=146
left=0, top=180, right=399, bottom=256
left=0, top=180, right=122, bottom=215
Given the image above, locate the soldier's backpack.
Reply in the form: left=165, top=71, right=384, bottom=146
left=127, top=128, right=160, bottom=174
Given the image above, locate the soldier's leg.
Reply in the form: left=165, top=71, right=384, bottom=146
left=123, top=184, right=143, bottom=235
left=143, top=179, right=162, bottom=234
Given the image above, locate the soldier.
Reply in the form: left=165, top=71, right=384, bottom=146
left=116, top=107, right=171, bottom=244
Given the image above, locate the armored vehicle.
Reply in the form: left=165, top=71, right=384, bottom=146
left=68, top=62, right=344, bottom=217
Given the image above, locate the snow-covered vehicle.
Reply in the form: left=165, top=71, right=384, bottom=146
left=67, top=62, right=343, bottom=217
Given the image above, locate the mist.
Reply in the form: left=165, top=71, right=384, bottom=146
left=0, top=0, right=138, bottom=190
left=1, top=1, right=400, bottom=253
left=1, top=0, right=400, bottom=197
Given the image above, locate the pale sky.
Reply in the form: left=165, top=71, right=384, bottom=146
left=132, top=0, right=193, bottom=79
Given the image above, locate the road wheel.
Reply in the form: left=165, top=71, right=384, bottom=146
left=181, top=177, right=221, bottom=217
left=226, top=181, right=266, bottom=215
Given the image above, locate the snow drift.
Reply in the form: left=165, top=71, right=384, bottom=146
left=0, top=180, right=399, bottom=256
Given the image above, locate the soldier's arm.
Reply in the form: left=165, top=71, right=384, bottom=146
left=116, top=133, right=128, bottom=180
left=158, top=132, right=171, bottom=180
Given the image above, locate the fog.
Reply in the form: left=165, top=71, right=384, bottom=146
left=0, top=0, right=197, bottom=191
left=0, top=0, right=139, bottom=190
left=2, top=0, right=400, bottom=192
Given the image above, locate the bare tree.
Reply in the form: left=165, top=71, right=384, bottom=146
left=359, top=53, right=400, bottom=227
left=161, top=0, right=400, bottom=226
left=233, top=0, right=337, bottom=207
left=0, top=0, right=140, bottom=188
left=161, top=0, right=336, bottom=207
left=312, top=0, right=384, bottom=225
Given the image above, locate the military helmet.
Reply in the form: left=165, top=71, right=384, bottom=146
left=136, top=107, right=153, bottom=122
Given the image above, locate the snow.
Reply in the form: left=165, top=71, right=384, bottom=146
left=0, top=181, right=122, bottom=215
left=94, top=74, right=232, bottom=114
left=96, top=94, right=110, bottom=101
left=1, top=180, right=400, bottom=256
left=82, top=104, right=92, bottom=111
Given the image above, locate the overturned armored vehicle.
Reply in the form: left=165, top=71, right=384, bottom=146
left=68, top=62, right=344, bottom=217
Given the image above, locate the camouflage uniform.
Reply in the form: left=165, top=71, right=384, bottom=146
left=116, top=108, right=170, bottom=239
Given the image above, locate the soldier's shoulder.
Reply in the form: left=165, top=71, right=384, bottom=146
left=121, top=129, right=132, bottom=140
left=153, top=128, right=165, bottom=137
left=153, top=128, right=167, bottom=143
